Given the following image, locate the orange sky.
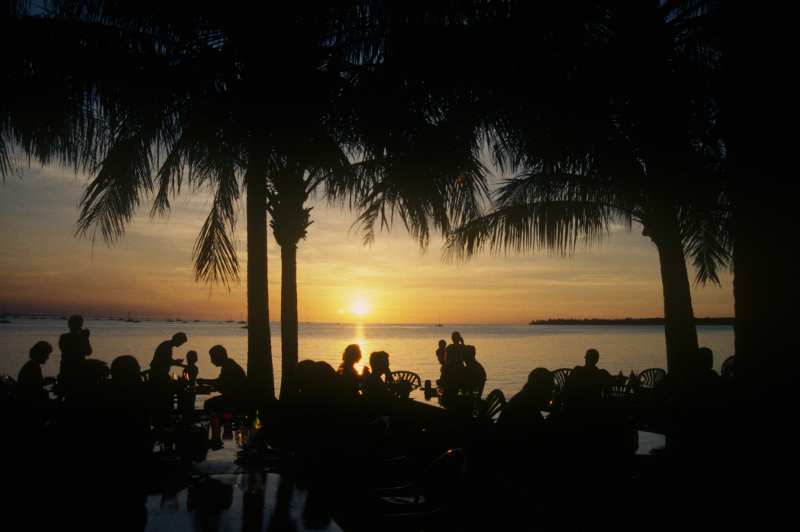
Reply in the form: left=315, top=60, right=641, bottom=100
left=0, top=165, right=734, bottom=324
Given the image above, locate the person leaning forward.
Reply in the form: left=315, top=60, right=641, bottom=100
left=197, top=345, right=248, bottom=414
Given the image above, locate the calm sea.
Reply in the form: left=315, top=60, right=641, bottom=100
left=0, top=317, right=734, bottom=395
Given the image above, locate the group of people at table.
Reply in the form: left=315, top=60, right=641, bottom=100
left=7, top=318, right=730, bottom=530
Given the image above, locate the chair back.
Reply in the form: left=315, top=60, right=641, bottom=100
left=552, top=368, right=572, bottom=392
left=415, top=448, right=467, bottom=507
left=605, top=384, right=632, bottom=400
left=391, top=371, right=422, bottom=389
left=369, top=416, right=390, bottom=443
left=637, top=368, right=666, bottom=388
left=140, top=369, right=151, bottom=382
left=720, top=356, right=735, bottom=379
left=482, top=389, right=506, bottom=421
left=1, top=374, right=18, bottom=395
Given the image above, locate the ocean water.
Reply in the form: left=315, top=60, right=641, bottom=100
left=0, top=317, right=734, bottom=395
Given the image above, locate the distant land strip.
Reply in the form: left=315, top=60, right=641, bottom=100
left=529, top=317, right=735, bottom=326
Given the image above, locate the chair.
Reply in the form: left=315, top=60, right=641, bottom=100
left=720, top=356, right=735, bottom=379
left=391, top=371, right=422, bottom=390
left=481, top=389, right=506, bottom=421
left=140, top=369, right=151, bottom=382
left=637, top=368, right=666, bottom=388
left=605, top=384, right=632, bottom=401
left=552, top=368, right=572, bottom=392
left=375, top=448, right=467, bottom=513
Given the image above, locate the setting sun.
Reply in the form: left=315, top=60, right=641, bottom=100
left=349, top=301, right=371, bottom=317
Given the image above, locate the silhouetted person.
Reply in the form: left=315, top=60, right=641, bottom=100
left=498, top=368, right=555, bottom=454
left=197, top=345, right=248, bottom=414
left=361, top=351, right=401, bottom=415
left=58, top=314, right=92, bottom=395
left=149, top=332, right=187, bottom=385
left=337, top=344, right=365, bottom=395
left=462, top=345, right=487, bottom=397
left=448, top=331, right=465, bottom=359
left=438, top=343, right=466, bottom=406
left=561, top=348, right=612, bottom=407
left=182, top=350, right=199, bottom=385
left=108, top=355, right=151, bottom=441
left=17, top=341, right=57, bottom=425
left=435, top=339, right=447, bottom=365
left=18, top=341, right=57, bottom=401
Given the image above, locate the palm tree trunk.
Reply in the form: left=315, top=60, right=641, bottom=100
left=279, top=239, right=299, bottom=400
left=270, top=168, right=311, bottom=400
left=245, top=163, right=274, bottom=398
left=722, top=1, right=799, bottom=396
left=650, top=212, right=699, bottom=374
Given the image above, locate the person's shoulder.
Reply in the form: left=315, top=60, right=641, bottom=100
left=19, top=359, right=38, bottom=375
left=229, top=358, right=246, bottom=374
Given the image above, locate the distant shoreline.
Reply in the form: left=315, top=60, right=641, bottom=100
left=529, top=317, right=735, bottom=326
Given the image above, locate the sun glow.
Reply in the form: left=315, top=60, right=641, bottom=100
left=349, top=301, right=371, bottom=317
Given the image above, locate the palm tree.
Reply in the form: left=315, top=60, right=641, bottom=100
left=446, top=0, right=729, bottom=374
left=3, top=1, right=492, bottom=399
left=718, top=1, right=799, bottom=399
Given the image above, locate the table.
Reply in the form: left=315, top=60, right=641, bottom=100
left=145, top=423, right=343, bottom=531
left=145, top=471, right=342, bottom=532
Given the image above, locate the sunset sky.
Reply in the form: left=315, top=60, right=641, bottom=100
left=0, top=164, right=734, bottom=324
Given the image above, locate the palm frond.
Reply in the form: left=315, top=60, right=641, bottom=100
left=444, top=199, right=614, bottom=264
left=193, top=190, right=239, bottom=288
left=74, top=132, right=154, bottom=243
left=681, top=203, right=731, bottom=285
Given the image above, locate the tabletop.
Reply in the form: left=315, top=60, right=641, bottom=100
left=145, top=421, right=342, bottom=532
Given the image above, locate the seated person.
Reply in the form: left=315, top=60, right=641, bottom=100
left=17, top=341, right=57, bottom=425
left=18, top=341, right=57, bottom=401
left=182, top=350, right=199, bottom=385
left=337, top=344, right=366, bottom=395
left=462, top=345, right=487, bottom=397
left=498, top=368, right=554, bottom=435
left=361, top=351, right=406, bottom=415
left=197, top=345, right=248, bottom=414
left=107, top=356, right=151, bottom=445
left=560, top=348, right=612, bottom=408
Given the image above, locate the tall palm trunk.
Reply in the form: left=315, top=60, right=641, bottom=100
left=649, top=209, right=698, bottom=374
left=722, top=1, right=799, bottom=398
left=270, top=167, right=311, bottom=399
left=279, top=236, right=300, bottom=399
left=245, top=161, right=274, bottom=398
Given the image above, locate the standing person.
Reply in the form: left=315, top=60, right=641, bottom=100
left=58, top=315, right=92, bottom=395
left=438, top=344, right=466, bottom=406
left=197, top=345, right=248, bottom=414
left=149, top=332, right=187, bottom=385
left=435, top=339, right=447, bottom=365
left=462, top=345, right=487, bottom=398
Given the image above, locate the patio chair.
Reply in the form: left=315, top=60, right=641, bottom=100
left=481, top=389, right=506, bottom=421
left=720, top=356, right=735, bottom=379
left=391, top=371, right=422, bottom=390
left=637, top=368, right=666, bottom=388
left=605, top=384, right=632, bottom=400
left=552, top=368, right=572, bottom=393
left=374, top=448, right=467, bottom=515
